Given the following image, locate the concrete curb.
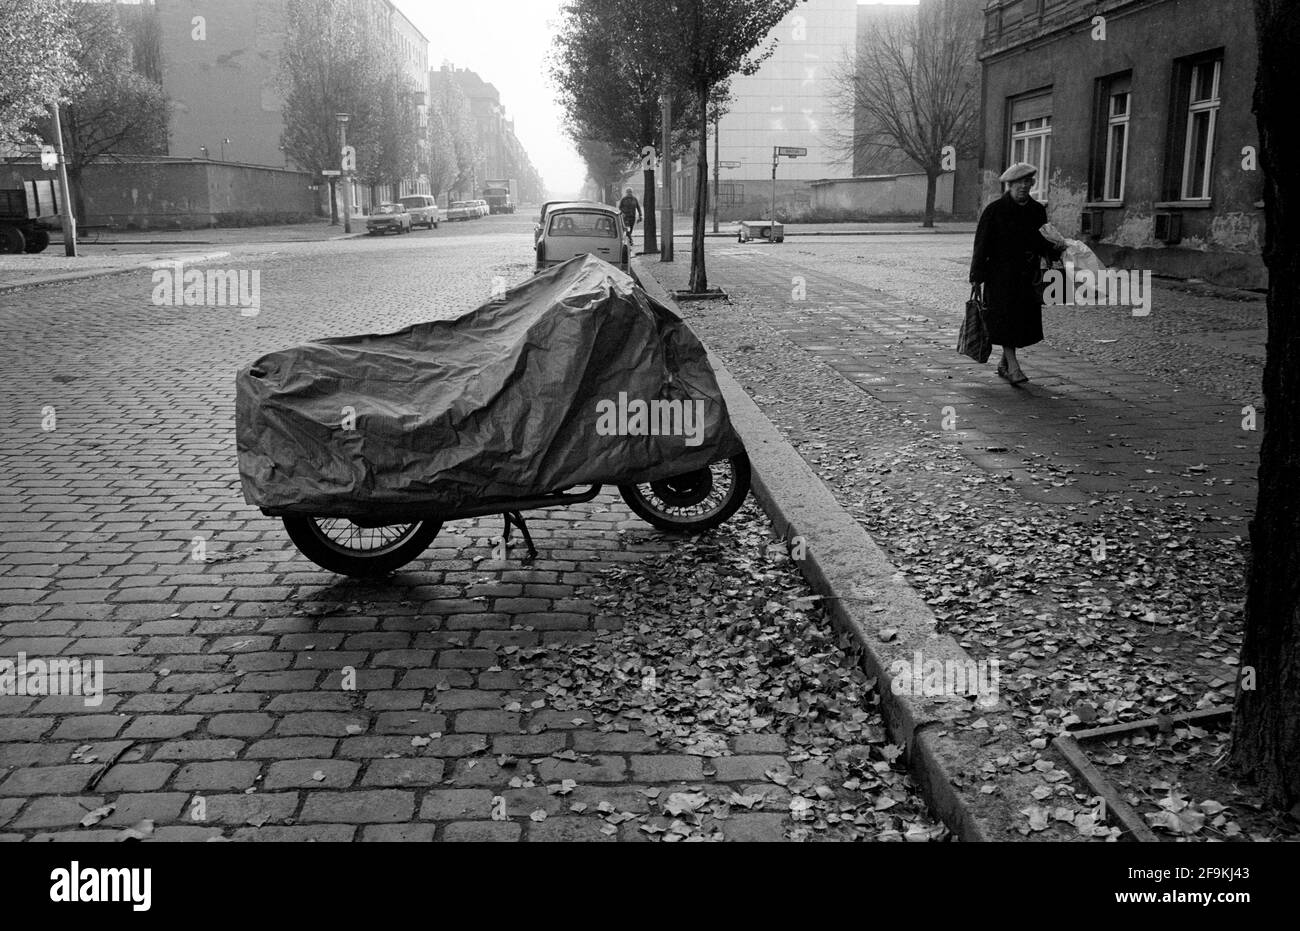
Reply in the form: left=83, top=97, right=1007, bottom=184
left=0, top=251, right=233, bottom=294
left=76, top=232, right=364, bottom=246
left=632, top=257, right=1014, bottom=842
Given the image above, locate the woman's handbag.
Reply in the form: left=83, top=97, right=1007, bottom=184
left=958, top=285, right=992, bottom=363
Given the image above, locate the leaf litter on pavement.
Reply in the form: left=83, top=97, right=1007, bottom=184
left=502, top=502, right=945, bottom=842
left=658, top=267, right=1287, bottom=842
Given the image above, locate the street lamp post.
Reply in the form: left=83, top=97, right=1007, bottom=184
left=200, top=146, right=208, bottom=159
left=660, top=90, right=673, bottom=262
left=337, top=113, right=351, bottom=234
left=221, top=137, right=231, bottom=161
left=48, top=102, right=76, bottom=257
left=712, top=115, right=720, bottom=234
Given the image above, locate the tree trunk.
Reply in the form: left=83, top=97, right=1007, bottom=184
left=643, top=166, right=657, bottom=255
left=923, top=170, right=938, bottom=228
left=688, top=80, right=709, bottom=294
left=1229, top=0, right=1300, bottom=809
left=67, top=165, right=87, bottom=226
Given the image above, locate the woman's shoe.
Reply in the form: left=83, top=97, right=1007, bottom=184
left=1008, top=371, right=1029, bottom=385
left=996, top=359, right=1009, bottom=379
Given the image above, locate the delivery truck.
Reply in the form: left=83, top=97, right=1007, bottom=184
left=482, top=179, right=517, bottom=215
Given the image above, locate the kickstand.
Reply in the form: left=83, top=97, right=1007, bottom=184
left=501, top=510, right=538, bottom=563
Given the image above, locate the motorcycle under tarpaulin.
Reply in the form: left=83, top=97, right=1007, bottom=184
left=235, top=254, right=750, bottom=577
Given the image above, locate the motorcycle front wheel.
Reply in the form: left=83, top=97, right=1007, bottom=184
left=282, top=516, right=442, bottom=577
left=618, top=454, right=751, bottom=533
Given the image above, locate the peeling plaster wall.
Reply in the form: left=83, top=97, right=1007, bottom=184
left=1205, top=212, right=1262, bottom=252
left=978, top=0, right=1264, bottom=287
left=1045, top=171, right=1086, bottom=238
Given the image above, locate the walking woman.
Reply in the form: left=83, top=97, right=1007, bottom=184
left=968, top=163, right=1065, bottom=384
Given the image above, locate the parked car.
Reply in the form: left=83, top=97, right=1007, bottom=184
left=473, top=199, right=490, bottom=218
left=535, top=202, right=629, bottom=273
left=534, top=201, right=565, bottom=243
left=398, top=194, right=440, bottom=229
left=448, top=201, right=474, bottom=221
left=366, top=203, right=412, bottom=235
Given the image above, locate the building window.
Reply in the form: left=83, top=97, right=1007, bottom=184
left=1085, top=71, right=1132, bottom=203
left=1008, top=90, right=1052, bottom=200
left=718, top=182, right=744, bottom=206
left=1180, top=58, right=1220, bottom=200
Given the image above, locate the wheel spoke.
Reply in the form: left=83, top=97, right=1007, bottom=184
left=313, top=519, right=422, bottom=555
left=635, top=462, right=737, bottom=521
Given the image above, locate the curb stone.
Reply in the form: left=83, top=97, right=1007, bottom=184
left=0, top=251, right=234, bottom=294
left=633, top=256, right=1021, bottom=842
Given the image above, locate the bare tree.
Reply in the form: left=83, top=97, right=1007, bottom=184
left=1229, top=0, right=1300, bottom=809
left=831, top=0, right=980, bottom=227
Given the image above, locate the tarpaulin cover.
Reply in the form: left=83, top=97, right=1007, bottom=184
left=236, top=255, right=745, bottom=519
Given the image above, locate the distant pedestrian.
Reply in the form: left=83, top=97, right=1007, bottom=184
left=618, top=188, right=642, bottom=237
left=969, top=163, right=1066, bottom=385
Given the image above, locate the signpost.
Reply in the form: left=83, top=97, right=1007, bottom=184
left=660, top=91, right=673, bottom=262
left=771, top=145, right=806, bottom=223
left=337, top=113, right=352, bottom=233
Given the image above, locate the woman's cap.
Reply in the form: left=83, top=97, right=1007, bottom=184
left=999, top=162, right=1038, bottom=182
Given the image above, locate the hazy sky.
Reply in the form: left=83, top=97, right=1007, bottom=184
left=398, top=0, right=919, bottom=199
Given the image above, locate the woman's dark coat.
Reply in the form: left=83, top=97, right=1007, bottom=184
left=969, top=192, right=1061, bottom=349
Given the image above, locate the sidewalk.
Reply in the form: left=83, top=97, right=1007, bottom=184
left=75, top=218, right=361, bottom=246
left=0, top=219, right=363, bottom=292
left=0, top=249, right=236, bottom=293
left=638, top=246, right=1261, bottom=839
left=662, top=220, right=977, bottom=239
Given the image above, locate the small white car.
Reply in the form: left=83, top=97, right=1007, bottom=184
left=535, top=202, right=629, bottom=273
left=366, top=203, right=412, bottom=235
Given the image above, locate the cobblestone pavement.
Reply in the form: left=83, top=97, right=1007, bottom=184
left=642, top=237, right=1263, bottom=839
left=0, top=216, right=939, bottom=842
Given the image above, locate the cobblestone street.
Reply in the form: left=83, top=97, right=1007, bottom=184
left=0, top=218, right=940, bottom=842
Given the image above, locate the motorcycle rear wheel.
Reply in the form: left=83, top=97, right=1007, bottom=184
left=618, top=454, right=751, bottom=533
left=282, top=516, right=441, bottom=577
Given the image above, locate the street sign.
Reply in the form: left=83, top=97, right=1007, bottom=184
left=775, top=146, right=807, bottom=157
left=320, top=170, right=341, bottom=176
left=720, top=161, right=741, bottom=169
left=40, top=145, right=58, bottom=171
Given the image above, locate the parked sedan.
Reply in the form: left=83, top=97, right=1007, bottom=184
left=535, top=202, right=629, bottom=273
left=366, top=203, right=412, bottom=235
left=534, top=200, right=564, bottom=243
left=447, top=201, right=474, bottom=221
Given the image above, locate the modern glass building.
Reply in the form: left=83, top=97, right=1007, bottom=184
left=677, top=0, right=859, bottom=219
